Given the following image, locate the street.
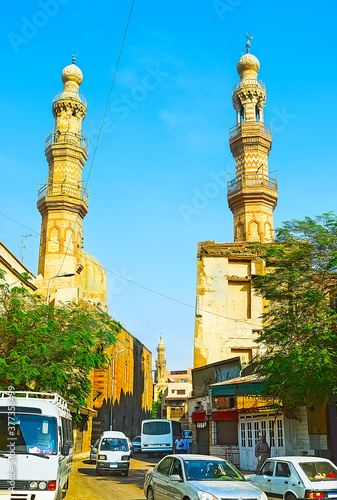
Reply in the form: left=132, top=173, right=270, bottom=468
left=67, top=454, right=159, bottom=500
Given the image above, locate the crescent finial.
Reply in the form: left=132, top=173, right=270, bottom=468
left=245, top=32, right=253, bottom=53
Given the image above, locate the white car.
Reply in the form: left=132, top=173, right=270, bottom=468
left=144, top=453, right=268, bottom=500
left=246, top=456, right=337, bottom=500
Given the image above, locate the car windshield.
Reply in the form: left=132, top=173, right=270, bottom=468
left=299, top=461, right=337, bottom=481
left=184, top=460, right=245, bottom=481
left=0, top=413, right=57, bottom=455
left=100, top=438, right=128, bottom=452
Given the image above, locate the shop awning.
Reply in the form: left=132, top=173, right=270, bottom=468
left=211, top=410, right=238, bottom=422
left=192, top=411, right=206, bottom=422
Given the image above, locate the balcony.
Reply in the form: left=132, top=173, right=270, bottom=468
left=53, top=90, right=87, bottom=107
left=229, top=121, right=272, bottom=140
left=232, top=79, right=266, bottom=94
left=37, top=182, right=89, bottom=206
left=227, top=173, right=278, bottom=194
left=45, top=132, right=89, bottom=154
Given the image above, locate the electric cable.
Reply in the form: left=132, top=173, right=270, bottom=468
left=0, top=209, right=264, bottom=329
left=56, top=0, right=135, bottom=277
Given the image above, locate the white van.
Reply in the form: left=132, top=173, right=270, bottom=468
left=0, top=390, right=73, bottom=499
left=96, top=431, right=131, bottom=476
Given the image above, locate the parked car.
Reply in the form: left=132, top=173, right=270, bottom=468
left=245, top=456, right=337, bottom=500
left=144, top=453, right=268, bottom=500
left=132, top=436, right=141, bottom=454
left=90, top=439, right=99, bottom=463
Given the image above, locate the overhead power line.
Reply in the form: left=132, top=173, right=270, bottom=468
left=0, top=210, right=264, bottom=329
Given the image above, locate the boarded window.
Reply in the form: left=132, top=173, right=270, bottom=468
left=228, top=281, right=251, bottom=319
left=217, top=420, right=238, bottom=446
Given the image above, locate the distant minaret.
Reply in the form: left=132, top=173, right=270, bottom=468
left=228, top=35, right=278, bottom=243
left=156, top=335, right=167, bottom=384
left=37, top=54, right=88, bottom=283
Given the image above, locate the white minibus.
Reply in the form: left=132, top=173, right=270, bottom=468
left=141, top=419, right=182, bottom=455
left=95, top=430, right=131, bottom=476
left=0, top=390, right=73, bottom=499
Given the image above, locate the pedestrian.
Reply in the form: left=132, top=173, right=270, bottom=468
left=173, top=435, right=184, bottom=454
left=255, top=434, right=270, bottom=472
left=181, top=434, right=190, bottom=454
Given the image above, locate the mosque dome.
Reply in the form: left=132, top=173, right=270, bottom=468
left=237, top=52, right=260, bottom=80
left=80, top=251, right=108, bottom=311
left=61, top=63, right=83, bottom=87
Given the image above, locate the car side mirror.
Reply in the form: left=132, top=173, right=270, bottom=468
left=170, top=474, right=182, bottom=482
left=61, top=443, right=70, bottom=456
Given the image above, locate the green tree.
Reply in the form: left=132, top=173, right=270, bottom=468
left=151, top=389, right=162, bottom=418
left=0, top=269, right=120, bottom=407
left=252, top=213, right=337, bottom=410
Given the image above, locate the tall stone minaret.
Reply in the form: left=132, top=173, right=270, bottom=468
left=37, top=55, right=88, bottom=288
left=156, top=335, right=167, bottom=384
left=228, top=36, right=278, bottom=243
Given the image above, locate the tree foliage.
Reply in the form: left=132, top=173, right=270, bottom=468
left=151, top=389, right=162, bottom=419
left=0, top=269, right=120, bottom=407
left=252, top=213, right=337, bottom=410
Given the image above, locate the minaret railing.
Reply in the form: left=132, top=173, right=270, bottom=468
left=53, top=90, right=87, bottom=107
left=232, top=79, right=266, bottom=94
left=227, top=173, right=278, bottom=193
left=45, top=132, right=89, bottom=153
left=229, top=121, right=272, bottom=140
left=37, top=182, right=89, bottom=206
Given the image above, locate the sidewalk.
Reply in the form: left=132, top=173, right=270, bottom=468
left=73, top=451, right=90, bottom=462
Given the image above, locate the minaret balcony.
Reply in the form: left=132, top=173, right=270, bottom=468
left=232, top=79, right=266, bottom=94
left=53, top=90, right=87, bottom=107
left=229, top=121, right=272, bottom=141
left=227, top=173, right=278, bottom=194
left=37, top=182, right=89, bottom=207
left=45, top=132, right=89, bottom=154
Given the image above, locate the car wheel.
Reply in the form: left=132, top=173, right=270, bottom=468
left=286, top=494, right=297, bottom=500
left=147, top=487, right=155, bottom=500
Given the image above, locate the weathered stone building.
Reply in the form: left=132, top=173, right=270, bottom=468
left=194, top=37, right=277, bottom=369
left=192, top=37, right=329, bottom=469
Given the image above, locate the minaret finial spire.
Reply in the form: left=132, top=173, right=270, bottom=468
left=245, top=32, right=253, bottom=53
left=72, top=52, right=77, bottom=65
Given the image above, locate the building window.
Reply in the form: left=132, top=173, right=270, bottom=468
left=177, top=390, right=185, bottom=395
left=240, top=422, right=246, bottom=448
left=228, top=281, right=251, bottom=319
left=254, top=421, right=259, bottom=445
left=268, top=420, right=275, bottom=447
left=247, top=422, right=252, bottom=448
left=277, top=420, right=284, bottom=447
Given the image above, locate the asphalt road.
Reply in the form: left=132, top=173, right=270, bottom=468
left=66, top=454, right=159, bottom=500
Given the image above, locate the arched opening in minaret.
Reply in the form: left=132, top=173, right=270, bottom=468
left=240, top=106, right=245, bottom=123
left=255, top=105, right=260, bottom=122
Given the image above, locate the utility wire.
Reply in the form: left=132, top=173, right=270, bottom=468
left=0, top=210, right=264, bottom=329
left=56, top=0, right=135, bottom=277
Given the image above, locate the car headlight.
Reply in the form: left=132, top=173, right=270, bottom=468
left=197, top=492, right=220, bottom=500
left=259, top=492, right=268, bottom=500
left=38, top=481, right=47, bottom=490
left=29, top=481, right=38, bottom=490
left=121, top=455, right=130, bottom=461
left=98, top=454, right=107, bottom=460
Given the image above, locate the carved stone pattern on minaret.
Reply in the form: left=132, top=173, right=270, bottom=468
left=53, top=100, right=87, bottom=120
left=232, top=88, right=266, bottom=111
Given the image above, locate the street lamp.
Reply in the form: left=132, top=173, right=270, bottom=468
left=110, top=349, right=124, bottom=431
left=46, top=272, right=75, bottom=304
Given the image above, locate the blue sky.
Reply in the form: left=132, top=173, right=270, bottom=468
left=1, top=0, right=337, bottom=370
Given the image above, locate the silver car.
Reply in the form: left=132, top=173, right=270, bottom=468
left=144, top=454, right=268, bottom=500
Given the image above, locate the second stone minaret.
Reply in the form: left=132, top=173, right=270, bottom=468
left=227, top=40, right=278, bottom=243
left=37, top=58, right=88, bottom=282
